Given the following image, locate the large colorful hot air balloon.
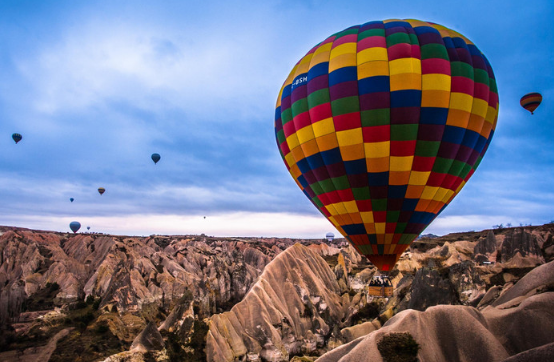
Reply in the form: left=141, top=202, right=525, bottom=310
left=12, top=133, right=22, bottom=144
left=98, top=187, right=105, bottom=195
left=520, top=92, right=542, bottom=115
left=151, top=153, right=161, bottom=164
left=70, top=221, right=81, bottom=233
left=275, top=19, right=499, bottom=271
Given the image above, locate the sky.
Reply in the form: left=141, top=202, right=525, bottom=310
left=0, top=0, right=553, bottom=238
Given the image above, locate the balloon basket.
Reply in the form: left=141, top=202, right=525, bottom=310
left=367, top=274, right=393, bottom=297
left=367, top=286, right=394, bottom=297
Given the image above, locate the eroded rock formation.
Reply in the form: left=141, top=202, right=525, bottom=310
left=2, top=224, right=554, bottom=362
left=316, top=260, right=554, bottom=362
left=206, top=244, right=353, bottom=361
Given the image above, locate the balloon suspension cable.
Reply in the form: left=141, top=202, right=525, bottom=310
left=376, top=270, right=390, bottom=278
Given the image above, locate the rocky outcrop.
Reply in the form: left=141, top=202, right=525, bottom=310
left=130, top=321, right=165, bottom=352
left=490, top=260, right=554, bottom=307
left=502, top=342, right=554, bottom=362
left=102, top=350, right=169, bottom=362
left=474, top=229, right=498, bottom=263
left=0, top=230, right=294, bottom=323
left=2, top=224, right=554, bottom=362
left=484, top=293, right=554, bottom=356
left=339, top=321, right=378, bottom=343
left=206, top=244, right=348, bottom=362
left=316, top=305, right=510, bottom=362
left=500, top=229, right=544, bottom=266
left=316, top=260, right=554, bottom=362
left=448, top=261, right=486, bottom=305
left=542, top=233, right=554, bottom=262
left=407, top=268, right=458, bottom=311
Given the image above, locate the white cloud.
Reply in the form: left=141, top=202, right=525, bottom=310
left=3, top=212, right=339, bottom=239
left=424, top=215, right=503, bottom=235
left=15, top=15, right=281, bottom=121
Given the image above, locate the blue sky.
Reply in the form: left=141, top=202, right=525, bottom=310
left=1, top=0, right=553, bottom=238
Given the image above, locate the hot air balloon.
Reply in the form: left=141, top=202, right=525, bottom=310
left=151, top=153, right=161, bottom=164
left=275, top=19, right=499, bottom=271
left=70, top=221, right=81, bottom=233
left=87, top=226, right=90, bottom=230
left=70, top=198, right=74, bottom=202
left=12, top=133, right=22, bottom=144
left=326, top=232, right=335, bottom=242
left=98, top=187, right=105, bottom=195
left=520, top=92, right=542, bottom=115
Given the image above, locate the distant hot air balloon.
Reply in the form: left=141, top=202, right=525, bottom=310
left=70, top=221, right=81, bottom=233
left=520, top=92, right=542, bottom=115
left=87, top=226, right=90, bottom=230
left=326, top=232, right=335, bottom=242
left=70, top=198, right=74, bottom=202
left=12, top=133, right=22, bottom=144
left=151, top=153, right=161, bottom=164
left=275, top=19, right=499, bottom=271
left=98, top=187, right=105, bottom=195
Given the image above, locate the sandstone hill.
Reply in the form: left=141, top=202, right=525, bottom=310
left=0, top=223, right=553, bottom=361
left=316, top=260, right=554, bottom=362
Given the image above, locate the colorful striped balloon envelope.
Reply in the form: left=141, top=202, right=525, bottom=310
left=520, top=92, right=542, bottom=114
left=274, top=19, right=499, bottom=271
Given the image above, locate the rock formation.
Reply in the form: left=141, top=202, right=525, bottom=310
left=499, top=228, right=544, bottom=266
left=2, top=223, right=554, bottom=362
left=130, top=321, right=165, bottom=352
left=317, top=305, right=511, bottom=362
left=407, top=268, right=459, bottom=311
left=206, top=244, right=350, bottom=361
left=474, top=229, right=498, bottom=263
left=316, top=260, right=554, bottom=362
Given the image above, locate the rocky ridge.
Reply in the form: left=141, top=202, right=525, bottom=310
left=0, top=223, right=553, bottom=361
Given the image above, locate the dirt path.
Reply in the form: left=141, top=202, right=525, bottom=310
left=0, top=327, right=74, bottom=362
left=34, top=327, right=73, bottom=361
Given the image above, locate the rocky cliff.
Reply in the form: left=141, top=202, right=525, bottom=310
left=316, top=260, right=554, bottom=362
left=1, top=223, right=553, bottom=362
left=207, top=244, right=359, bottom=361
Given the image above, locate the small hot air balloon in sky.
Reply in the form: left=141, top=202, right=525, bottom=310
left=12, top=133, right=22, bottom=144
left=98, top=187, right=105, bottom=195
left=87, top=226, right=90, bottom=230
left=70, top=198, right=74, bottom=202
left=326, top=232, right=335, bottom=242
left=520, top=92, right=542, bottom=115
left=275, top=19, right=499, bottom=271
left=70, top=221, right=81, bottom=233
left=151, top=153, right=161, bottom=164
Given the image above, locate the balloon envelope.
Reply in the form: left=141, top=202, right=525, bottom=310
left=70, top=221, right=81, bottom=233
left=274, top=19, right=499, bottom=270
left=70, top=198, right=74, bottom=202
left=151, top=153, right=161, bottom=164
left=520, top=92, right=542, bottom=114
left=87, top=226, right=90, bottom=230
left=12, top=133, right=22, bottom=144
left=98, top=187, right=105, bottom=195
left=326, top=232, right=335, bottom=242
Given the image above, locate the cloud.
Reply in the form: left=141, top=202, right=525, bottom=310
left=13, top=11, right=284, bottom=123
left=2, top=0, right=554, bottom=238
left=425, top=214, right=505, bottom=235
left=1, top=211, right=338, bottom=239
